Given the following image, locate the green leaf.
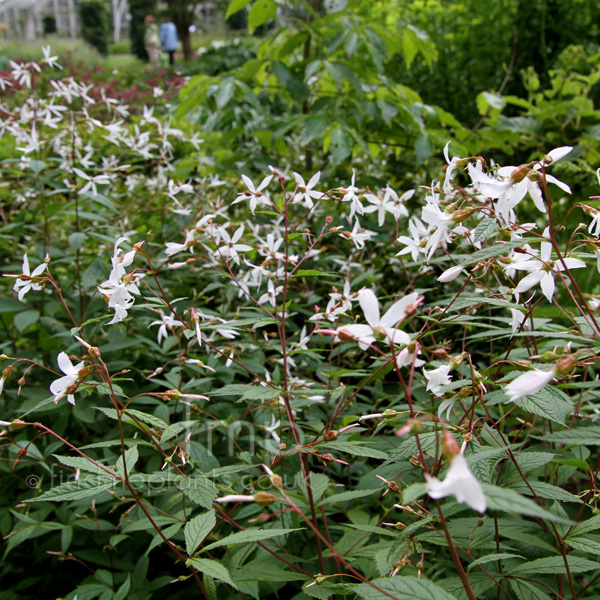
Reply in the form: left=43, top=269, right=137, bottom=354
left=510, top=579, right=550, bottom=600
left=225, top=0, right=253, bottom=19
left=402, top=483, right=427, bottom=504
left=509, top=481, right=582, bottom=503
left=318, top=488, right=380, bottom=507
left=14, top=309, right=40, bottom=332
left=68, top=232, right=86, bottom=251
left=214, top=80, right=235, bottom=109
left=514, top=386, right=573, bottom=425
left=185, top=510, right=216, bottom=556
left=248, top=0, right=276, bottom=33
left=481, top=484, right=572, bottom=524
left=115, top=446, right=139, bottom=478
left=177, top=476, right=218, bottom=509
left=114, top=575, right=131, bottom=600
left=187, top=557, right=237, bottom=588
left=473, top=218, right=498, bottom=243
left=24, top=475, right=118, bottom=503
left=566, top=536, right=600, bottom=556
left=568, top=514, right=600, bottom=537
left=328, top=127, right=352, bottom=164
left=201, top=528, right=301, bottom=552
left=354, top=576, right=459, bottom=599
left=532, top=426, right=600, bottom=446
left=53, top=454, right=112, bottom=476
left=415, top=134, right=432, bottom=164
left=477, top=91, right=506, bottom=115
left=510, top=555, right=600, bottom=575
left=468, top=553, right=525, bottom=571
left=458, top=239, right=534, bottom=268
left=292, top=270, right=342, bottom=278
left=325, top=441, right=388, bottom=460
left=241, top=386, right=282, bottom=401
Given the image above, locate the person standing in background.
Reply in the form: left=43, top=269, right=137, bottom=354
left=144, top=15, right=160, bottom=65
left=160, top=18, right=179, bottom=66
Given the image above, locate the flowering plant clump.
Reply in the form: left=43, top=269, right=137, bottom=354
left=2, top=42, right=600, bottom=600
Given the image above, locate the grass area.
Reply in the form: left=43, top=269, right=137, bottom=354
left=103, top=54, right=145, bottom=69
left=0, top=35, right=103, bottom=65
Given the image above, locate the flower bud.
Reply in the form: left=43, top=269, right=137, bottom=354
left=2, top=365, right=13, bottom=379
left=409, top=455, right=421, bottom=467
left=323, top=430, right=338, bottom=442
left=509, top=165, right=530, bottom=184
left=442, top=431, right=460, bottom=458
left=254, top=492, right=277, bottom=506
left=88, top=346, right=101, bottom=359
left=77, top=366, right=94, bottom=380
left=451, top=208, right=476, bottom=223
left=336, top=328, right=356, bottom=342
left=162, top=389, right=181, bottom=401
left=555, top=354, right=577, bottom=377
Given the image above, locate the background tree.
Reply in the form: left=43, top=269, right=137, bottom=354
left=78, top=0, right=110, bottom=56
left=129, top=0, right=158, bottom=61
left=164, top=0, right=198, bottom=61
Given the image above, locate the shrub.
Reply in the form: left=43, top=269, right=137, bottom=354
left=78, top=0, right=110, bottom=57
left=42, top=15, right=57, bottom=36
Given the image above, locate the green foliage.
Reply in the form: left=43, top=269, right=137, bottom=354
left=78, top=0, right=111, bottom=57
left=42, top=15, right=57, bottom=36
left=178, top=0, right=461, bottom=178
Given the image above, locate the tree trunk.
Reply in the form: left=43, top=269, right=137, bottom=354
left=167, top=0, right=194, bottom=61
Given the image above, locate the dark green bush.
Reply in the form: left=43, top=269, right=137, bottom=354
left=42, top=15, right=56, bottom=36
left=78, top=0, right=110, bottom=57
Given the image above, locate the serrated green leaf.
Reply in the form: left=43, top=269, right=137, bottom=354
left=318, top=488, right=380, bottom=507
left=24, top=475, right=118, bottom=503
left=241, top=386, right=282, bottom=401
left=468, top=553, right=525, bottom=571
left=566, top=536, right=600, bottom=556
left=354, top=576, right=459, bottom=599
left=509, top=481, right=582, bottom=503
left=509, top=579, right=550, bottom=600
left=177, top=476, right=218, bottom=509
left=185, top=509, right=216, bottom=556
left=473, top=218, right=498, bottom=243
left=568, top=514, right=600, bottom=537
left=510, top=555, right=600, bottom=575
left=458, top=239, right=535, bottom=268
left=514, top=386, right=573, bottom=425
left=187, top=557, right=237, bottom=588
left=201, top=528, right=301, bottom=552
left=532, top=426, right=600, bottom=446
left=481, top=484, right=572, bottom=524
left=53, top=454, right=113, bottom=476
left=116, top=446, right=139, bottom=478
